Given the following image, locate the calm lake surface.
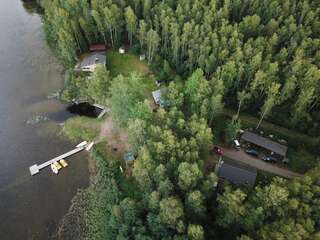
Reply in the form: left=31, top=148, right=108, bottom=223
left=0, top=1, right=89, bottom=239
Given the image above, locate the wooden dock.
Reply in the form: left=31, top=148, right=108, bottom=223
left=29, top=142, right=92, bottom=176
left=93, top=103, right=110, bottom=119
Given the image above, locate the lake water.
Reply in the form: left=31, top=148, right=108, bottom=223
left=0, top=1, right=89, bottom=239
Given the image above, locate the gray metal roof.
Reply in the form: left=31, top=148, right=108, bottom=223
left=152, top=89, right=162, bottom=104
left=124, top=152, right=135, bottom=162
left=241, top=131, right=288, bottom=156
left=77, top=52, right=106, bottom=69
left=218, top=161, right=257, bottom=186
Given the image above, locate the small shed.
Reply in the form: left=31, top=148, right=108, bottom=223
left=152, top=89, right=169, bottom=108
left=241, top=131, right=288, bottom=158
left=123, top=152, right=135, bottom=164
left=216, top=160, right=257, bottom=186
left=119, top=47, right=125, bottom=54
left=152, top=89, right=162, bottom=105
left=75, top=52, right=106, bottom=73
left=139, top=54, right=145, bottom=61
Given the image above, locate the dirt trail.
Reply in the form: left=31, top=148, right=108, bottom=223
left=97, top=117, right=130, bottom=154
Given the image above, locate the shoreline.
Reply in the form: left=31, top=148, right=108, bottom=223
left=53, top=149, right=97, bottom=239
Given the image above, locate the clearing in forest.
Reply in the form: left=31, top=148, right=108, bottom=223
left=106, top=50, right=152, bottom=77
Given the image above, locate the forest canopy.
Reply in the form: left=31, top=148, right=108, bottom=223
left=38, top=0, right=320, bottom=239
left=40, top=0, right=320, bottom=135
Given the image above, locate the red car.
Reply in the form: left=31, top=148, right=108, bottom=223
left=212, top=145, right=224, bottom=155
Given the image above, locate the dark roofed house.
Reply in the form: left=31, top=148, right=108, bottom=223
left=75, top=52, right=106, bottom=73
left=216, top=160, right=257, bottom=186
left=241, top=131, right=288, bottom=157
left=89, top=44, right=106, bottom=52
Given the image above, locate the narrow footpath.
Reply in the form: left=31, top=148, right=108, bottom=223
left=223, top=148, right=303, bottom=179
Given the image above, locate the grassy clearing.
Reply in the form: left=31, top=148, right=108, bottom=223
left=62, top=117, right=100, bottom=141
left=106, top=50, right=151, bottom=77
left=106, top=50, right=157, bottom=100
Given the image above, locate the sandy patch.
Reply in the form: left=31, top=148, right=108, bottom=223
left=98, top=117, right=130, bottom=155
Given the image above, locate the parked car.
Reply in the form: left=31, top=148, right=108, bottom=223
left=245, top=149, right=259, bottom=157
left=262, top=156, right=277, bottom=163
left=234, top=139, right=241, bottom=150
left=212, top=145, right=224, bottom=155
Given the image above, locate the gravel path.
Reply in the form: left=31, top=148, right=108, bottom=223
left=223, top=148, right=302, bottom=179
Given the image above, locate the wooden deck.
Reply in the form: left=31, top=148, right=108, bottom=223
left=93, top=103, right=110, bottom=119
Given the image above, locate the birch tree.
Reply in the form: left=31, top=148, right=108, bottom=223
left=146, top=29, right=160, bottom=64
left=125, top=6, right=137, bottom=46
left=256, top=83, right=281, bottom=129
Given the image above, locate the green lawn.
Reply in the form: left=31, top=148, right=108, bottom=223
left=106, top=50, right=157, bottom=99
left=106, top=50, right=152, bottom=77
left=62, top=117, right=100, bottom=141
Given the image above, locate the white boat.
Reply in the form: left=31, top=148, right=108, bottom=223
left=85, top=142, right=94, bottom=151
left=51, top=162, right=62, bottom=174
left=76, top=141, right=88, bottom=148
left=51, top=163, right=59, bottom=174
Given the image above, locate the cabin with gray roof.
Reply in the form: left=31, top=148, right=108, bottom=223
left=241, top=131, right=288, bottom=158
left=152, top=88, right=169, bottom=108
left=75, top=52, right=106, bottom=73
left=216, top=159, right=257, bottom=186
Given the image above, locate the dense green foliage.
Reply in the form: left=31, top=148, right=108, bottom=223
left=61, top=65, right=111, bottom=104
left=109, top=72, right=153, bottom=127
left=85, top=109, right=220, bottom=239
left=64, top=122, right=320, bottom=240
left=37, top=0, right=320, bottom=239
left=41, top=0, right=320, bottom=134
left=217, top=167, right=320, bottom=239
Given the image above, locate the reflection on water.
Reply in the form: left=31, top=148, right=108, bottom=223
left=67, top=102, right=102, bottom=118
left=0, top=1, right=89, bottom=239
left=21, top=0, right=43, bottom=14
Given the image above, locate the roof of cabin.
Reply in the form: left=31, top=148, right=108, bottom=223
left=217, top=160, right=257, bottom=186
left=241, top=131, right=288, bottom=156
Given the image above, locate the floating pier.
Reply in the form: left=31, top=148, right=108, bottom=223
left=29, top=141, right=94, bottom=176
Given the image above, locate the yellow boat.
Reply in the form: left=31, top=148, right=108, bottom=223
left=59, top=159, right=68, bottom=168
left=53, top=162, right=62, bottom=170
